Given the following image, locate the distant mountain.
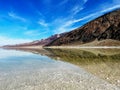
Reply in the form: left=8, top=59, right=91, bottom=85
left=46, top=9, right=120, bottom=46
left=3, top=33, right=65, bottom=48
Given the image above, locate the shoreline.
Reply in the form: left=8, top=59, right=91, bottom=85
left=44, top=46, right=120, bottom=49
left=1, top=46, right=120, bottom=50
left=1, top=46, right=43, bottom=50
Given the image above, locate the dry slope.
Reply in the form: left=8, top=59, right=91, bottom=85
left=47, top=9, right=120, bottom=46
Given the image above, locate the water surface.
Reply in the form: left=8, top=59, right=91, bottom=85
left=0, top=48, right=119, bottom=90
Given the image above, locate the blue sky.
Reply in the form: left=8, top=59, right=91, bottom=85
left=0, top=0, right=120, bottom=45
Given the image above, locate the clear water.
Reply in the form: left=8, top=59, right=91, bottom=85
left=0, top=48, right=119, bottom=90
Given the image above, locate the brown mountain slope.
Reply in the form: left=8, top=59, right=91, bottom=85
left=79, top=39, right=120, bottom=46
left=47, top=9, right=120, bottom=46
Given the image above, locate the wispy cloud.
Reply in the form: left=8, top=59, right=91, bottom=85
left=69, top=0, right=88, bottom=18
left=8, top=12, right=26, bottom=22
left=54, top=25, right=76, bottom=34
left=24, top=30, right=40, bottom=36
left=37, top=11, right=45, bottom=19
left=58, top=0, right=68, bottom=6
left=100, top=4, right=120, bottom=13
left=38, top=19, right=48, bottom=27
left=24, top=28, right=48, bottom=37
left=70, top=5, right=84, bottom=16
left=53, top=4, right=120, bottom=34
left=0, top=36, right=31, bottom=46
left=53, top=18, right=79, bottom=34
left=83, top=0, right=88, bottom=3
left=65, top=4, right=120, bottom=26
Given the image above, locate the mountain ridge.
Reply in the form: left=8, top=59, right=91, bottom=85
left=46, top=9, right=120, bottom=46
left=3, top=9, right=120, bottom=48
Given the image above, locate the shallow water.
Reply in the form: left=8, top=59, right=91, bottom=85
left=0, top=48, right=120, bottom=90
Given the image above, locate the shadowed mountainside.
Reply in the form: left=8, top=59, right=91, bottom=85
left=47, top=9, right=120, bottom=46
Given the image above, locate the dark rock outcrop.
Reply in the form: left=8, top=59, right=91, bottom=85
left=47, top=9, right=120, bottom=46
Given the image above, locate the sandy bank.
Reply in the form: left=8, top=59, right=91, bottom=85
left=44, top=46, right=120, bottom=49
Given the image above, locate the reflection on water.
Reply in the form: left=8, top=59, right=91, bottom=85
left=46, top=48, right=120, bottom=87
left=17, top=48, right=120, bottom=87
left=0, top=48, right=120, bottom=90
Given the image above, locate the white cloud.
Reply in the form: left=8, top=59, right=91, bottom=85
left=37, top=11, right=45, bottom=19
left=8, top=12, right=26, bottom=22
left=0, top=36, right=32, bottom=46
left=24, top=30, right=40, bottom=36
left=53, top=19, right=79, bottom=34
left=53, top=12, right=95, bottom=34
left=65, top=4, right=120, bottom=26
left=71, top=5, right=84, bottom=16
left=70, top=0, right=87, bottom=17
left=24, top=29, right=48, bottom=37
left=53, top=4, right=120, bottom=34
left=83, top=0, right=88, bottom=3
left=38, top=19, right=48, bottom=27
left=100, top=4, right=120, bottom=13
left=36, top=0, right=87, bottom=34
left=55, top=25, right=78, bottom=34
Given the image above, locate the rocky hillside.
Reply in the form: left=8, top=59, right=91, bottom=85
left=46, top=9, right=120, bottom=46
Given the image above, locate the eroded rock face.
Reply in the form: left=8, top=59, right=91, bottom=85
left=98, top=23, right=120, bottom=40
left=47, top=9, right=120, bottom=46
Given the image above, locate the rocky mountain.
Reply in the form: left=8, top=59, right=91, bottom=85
left=46, top=9, right=120, bottom=46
